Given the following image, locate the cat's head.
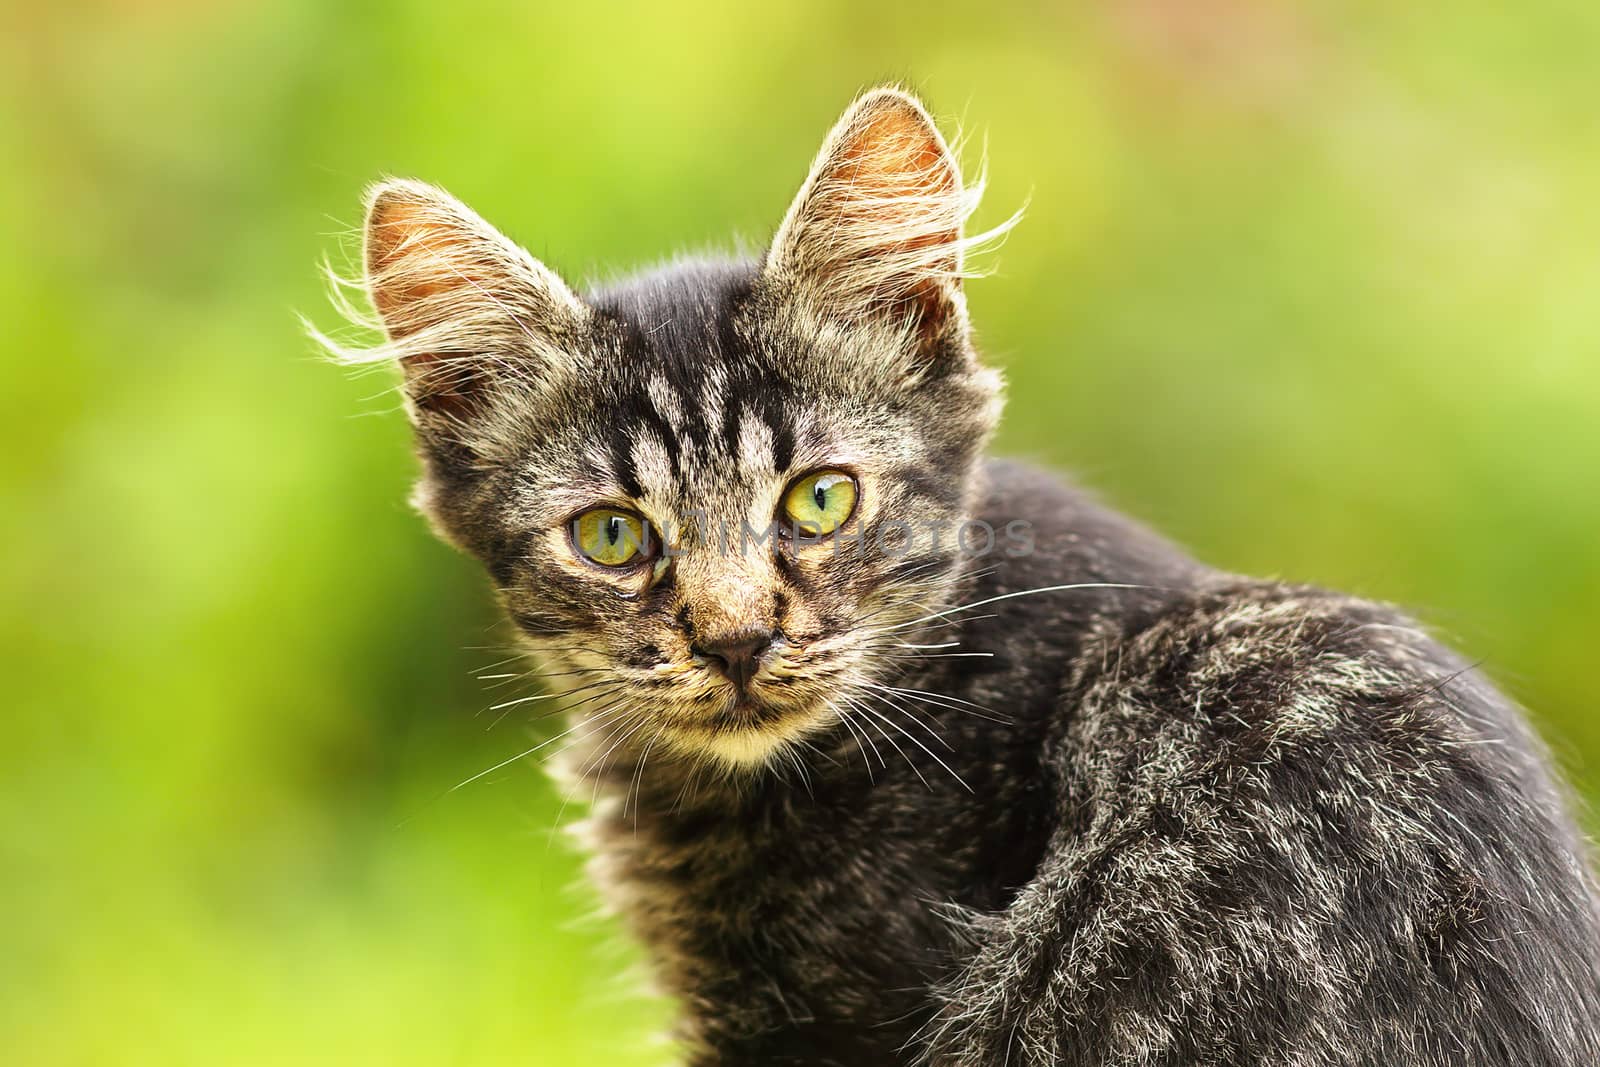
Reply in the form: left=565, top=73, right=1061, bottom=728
left=326, top=87, right=1014, bottom=769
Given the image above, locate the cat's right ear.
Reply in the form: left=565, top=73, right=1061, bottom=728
left=763, top=88, right=1003, bottom=371
left=354, top=179, right=587, bottom=445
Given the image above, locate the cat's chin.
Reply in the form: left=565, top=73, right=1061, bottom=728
left=668, top=694, right=835, bottom=769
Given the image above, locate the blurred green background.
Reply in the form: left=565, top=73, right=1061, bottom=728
left=4, top=1, right=1598, bottom=1063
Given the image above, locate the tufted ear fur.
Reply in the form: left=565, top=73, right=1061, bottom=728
left=765, top=88, right=1007, bottom=360
left=334, top=179, right=588, bottom=453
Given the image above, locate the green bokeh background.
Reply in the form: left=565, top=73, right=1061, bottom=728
left=5, top=2, right=1598, bottom=1063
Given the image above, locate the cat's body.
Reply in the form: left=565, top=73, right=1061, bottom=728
left=577, top=458, right=1600, bottom=1066
left=323, top=87, right=1600, bottom=1064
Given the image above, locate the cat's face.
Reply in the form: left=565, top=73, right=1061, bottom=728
left=331, top=88, right=1011, bottom=768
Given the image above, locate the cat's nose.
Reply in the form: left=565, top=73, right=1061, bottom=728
left=692, top=630, right=775, bottom=689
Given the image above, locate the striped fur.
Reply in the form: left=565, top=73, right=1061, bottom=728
left=320, top=87, right=1600, bottom=1065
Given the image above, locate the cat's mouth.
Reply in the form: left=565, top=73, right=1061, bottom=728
left=708, top=693, right=792, bottom=729
left=673, top=684, right=835, bottom=766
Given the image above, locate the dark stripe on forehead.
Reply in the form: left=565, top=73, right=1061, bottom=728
left=581, top=259, right=787, bottom=476
left=711, top=371, right=795, bottom=472
left=637, top=395, right=683, bottom=481
left=610, top=431, right=644, bottom=498
left=605, top=375, right=687, bottom=496
left=713, top=301, right=752, bottom=460
left=760, top=391, right=796, bottom=472
left=659, top=374, right=709, bottom=452
left=717, top=386, right=743, bottom=459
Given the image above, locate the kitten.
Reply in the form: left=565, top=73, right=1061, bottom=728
left=322, top=87, right=1600, bottom=1065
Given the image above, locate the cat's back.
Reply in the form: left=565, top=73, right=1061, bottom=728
left=947, top=460, right=1600, bottom=1064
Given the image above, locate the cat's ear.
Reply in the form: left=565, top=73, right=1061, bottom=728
left=766, top=88, right=987, bottom=359
left=358, top=179, right=587, bottom=436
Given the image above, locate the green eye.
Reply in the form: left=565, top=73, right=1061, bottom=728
left=572, top=509, right=651, bottom=567
left=782, top=469, right=858, bottom=537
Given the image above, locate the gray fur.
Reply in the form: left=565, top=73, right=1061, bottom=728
left=325, top=87, right=1600, bottom=1065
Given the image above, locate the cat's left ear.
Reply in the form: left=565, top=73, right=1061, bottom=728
left=354, top=179, right=588, bottom=452
left=766, top=87, right=984, bottom=362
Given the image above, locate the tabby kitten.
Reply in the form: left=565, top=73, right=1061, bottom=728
left=324, top=88, right=1600, bottom=1065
